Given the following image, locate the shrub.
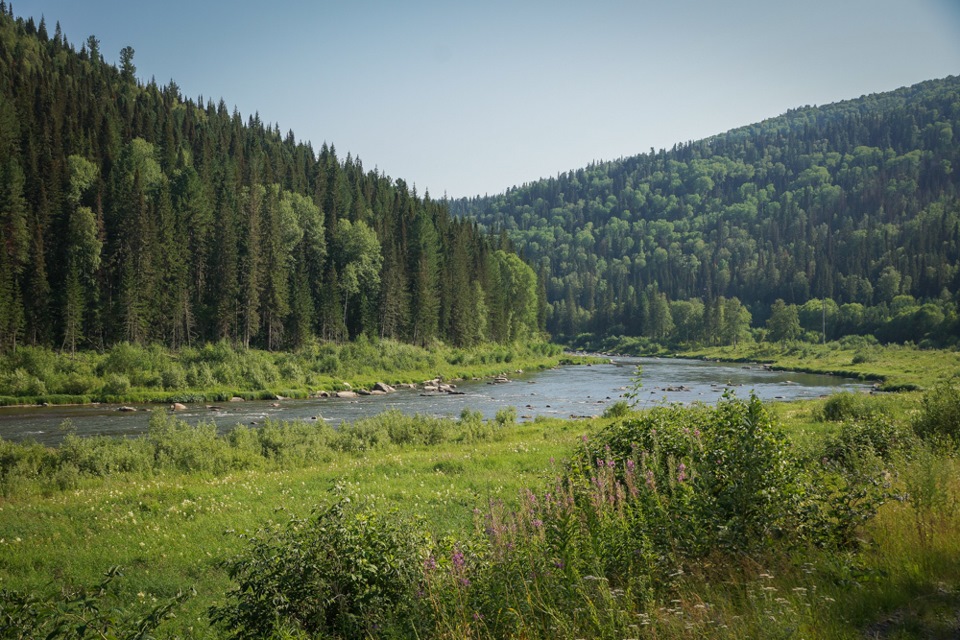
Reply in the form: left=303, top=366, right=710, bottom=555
left=58, top=373, right=97, bottom=395
left=212, top=492, right=425, bottom=639
left=100, top=373, right=131, bottom=396
left=0, top=566, right=190, bottom=638
left=602, top=400, right=631, bottom=418
left=818, top=391, right=881, bottom=422
left=821, top=416, right=916, bottom=465
left=161, top=367, right=187, bottom=390
left=494, top=406, right=517, bottom=428
left=577, top=394, right=805, bottom=554
left=914, top=381, right=960, bottom=444
left=5, top=369, right=47, bottom=396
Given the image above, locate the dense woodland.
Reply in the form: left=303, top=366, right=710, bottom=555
left=0, top=7, right=542, bottom=354
left=452, top=76, right=960, bottom=346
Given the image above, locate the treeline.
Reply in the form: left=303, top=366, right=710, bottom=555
left=452, top=76, right=960, bottom=346
left=0, top=7, right=542, bottom=354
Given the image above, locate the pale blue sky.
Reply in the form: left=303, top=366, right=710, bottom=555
left=12, top=0, right=960, bottom=198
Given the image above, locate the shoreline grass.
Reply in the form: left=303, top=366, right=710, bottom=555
left=0, top=339, right=600, bottom=408
left=588, top=336, right=960, bottom=391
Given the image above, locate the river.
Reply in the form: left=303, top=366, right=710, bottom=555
left=0, top=357, right=869, bottom=445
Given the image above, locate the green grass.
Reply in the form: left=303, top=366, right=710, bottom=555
left=679, top=340, right=960, bottom=391
left=0, top=339, right=598, bottom=407
left=2, top=383, right=959, bottom=638
left=0, top=415, right=589, bottom=637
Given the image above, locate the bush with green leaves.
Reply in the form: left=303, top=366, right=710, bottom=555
left=821, top=415, right=916, bottom=465
left=818, top=391, right=883, bottom=422
left=913, top=381, right=960, bottom=444
left=212, top=491, right=426, bottom=639
left=0, top=566, right=190, bottom=639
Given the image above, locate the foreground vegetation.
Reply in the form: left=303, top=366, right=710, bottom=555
left=0, top=339, right=578, bottom=406
left=1, top=381, right=958, bottom=638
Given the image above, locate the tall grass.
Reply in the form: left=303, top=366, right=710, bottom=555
left=0, top=339, right=574, bottom=406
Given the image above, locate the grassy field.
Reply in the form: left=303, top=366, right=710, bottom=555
left=679, top=339, right=960, bottom=391
left=1, top=368, right=958, bottom=638
left=0, top=413, right=589, bottom=637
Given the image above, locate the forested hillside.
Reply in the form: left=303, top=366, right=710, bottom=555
left=0, top=6, right=541, bottom=354
left=452, top=76, right=960, bottom=346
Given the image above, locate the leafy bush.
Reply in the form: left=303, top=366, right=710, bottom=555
left=101, top=373, right=131, bottom=396
left=602, top=400, right=631, bottom=418
left=914, top=381, right=960, bottom=444
left=818, top=391, right=882, bottom=422
left=0, top=566, right=190, bottom=639
left=5, top=369, right=47, bottom=396
left=212, top=491, right=425, bottom=639
left=577, top=394, right=822, bottom=554
left=821, top=416, right=916, bottom=464
left=161, top=367, right=187, bottom=390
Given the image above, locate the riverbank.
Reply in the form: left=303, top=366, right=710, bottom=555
left=578, top=335, right=960, bottom=391
left=0, top=340, right=600, bottom=408
left=678, top=340, right=960, bottom=391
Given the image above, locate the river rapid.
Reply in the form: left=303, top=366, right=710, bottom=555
left=0, top=357, right=869, bottom=445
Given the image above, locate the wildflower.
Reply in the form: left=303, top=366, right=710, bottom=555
left=424, top=555, right=437, bottom=571
left=532, top=518, right=543, bottom=528
left=626, top=458, right=635, bottom=471
left=452, top=548, right=465, bottom=569
left=645, top=470, right=656, bottom=491
left=677, top=462, right=687, bottom=483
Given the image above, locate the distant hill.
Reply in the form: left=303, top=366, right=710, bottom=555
left=451, top=76, right=960, bottom=346
left=0, top=6, right=541, bottom=352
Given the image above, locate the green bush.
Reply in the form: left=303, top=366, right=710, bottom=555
left=914, top=381, right=960, bottom=444
left=212, top=492, right=425, bottom=639
left=821, top=416, right=916, bottom=464
left=101, top=373, right=131, bottom=396
left=0, top=566, right=189, bottom=638
left=818, top=391, right=881, bottom=422
left=5, top=369, right=47, bottom=396
left=161, top=367, right=187, bottom=390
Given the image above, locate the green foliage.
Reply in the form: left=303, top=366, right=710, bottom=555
left=913, top=381, right=960, bottom=444
left=452, top=77, right=960, bottom=347
left=818, top=391, right=884, bottom=422
left=212, top=490, right=425, bottom=639
left=0, top=566, right=191, bottom=639
left=0, top=10, right=532, bottom=353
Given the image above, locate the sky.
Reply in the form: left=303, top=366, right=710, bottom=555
left=11, top=0, right=960, bottom=198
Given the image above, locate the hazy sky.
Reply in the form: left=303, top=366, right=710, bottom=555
left=12, top=0, right=960, bottom=198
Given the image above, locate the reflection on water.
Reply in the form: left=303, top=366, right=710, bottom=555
left=0, top=357, right=869, bottom=445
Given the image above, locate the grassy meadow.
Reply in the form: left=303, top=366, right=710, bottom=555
left=1, top=353, right=959, bottom=638
left=679, top=338, right=960, bottom=391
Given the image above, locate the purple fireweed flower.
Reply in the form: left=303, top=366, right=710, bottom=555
left=424, top=555, right=437, bottom=571
left=626, top=458, right=635, bottom=470
left=452, top=548, right=465, bottom=569
left=677, top=462, right=687, bottom=483
left=532, top=518, right=543, bottom=528
left=645, top=470, right=656, bottom=491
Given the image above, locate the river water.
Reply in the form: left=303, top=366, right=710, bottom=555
left=0, top=357, right=869, bottom=445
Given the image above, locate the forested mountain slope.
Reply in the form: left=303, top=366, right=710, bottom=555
left=0, top=7, right=541, bottom=353
left=451, top=76, right=960, bottom=345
